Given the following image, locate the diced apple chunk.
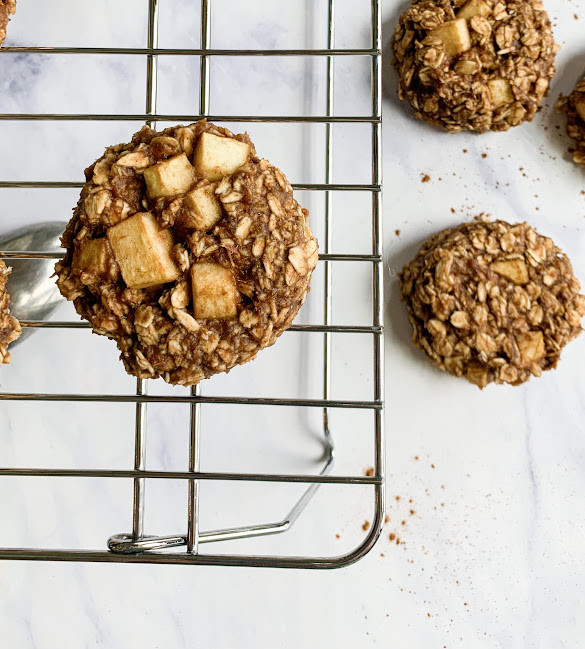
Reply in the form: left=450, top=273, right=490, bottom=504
left=466, top=362, right=489, bottom=389
left=191, top=262, right=240, bottom=320
left=517, top=331, right=545, bottom=367
left=183, top=183, right=223, bottom=231
left=488, top=79, right=514, bottom=108
left=575, top=99, right=585, bottom=123
left=107, top=212, right=181, bottom=289
left=457, top=0, right=490, bottom=21
left=72, top=237, right=120, bottom=283
left=193, top=132, right=250, bottom=181
left=143, top=153, right=195, bottom=199
left=490, top=258, right=528, bottom=284
left=426, top=19, right=471, bottom=56
left=454, top=60, right=479, bottom=75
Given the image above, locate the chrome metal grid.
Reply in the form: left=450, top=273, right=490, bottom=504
left=0, top=0, right=384, bottom=567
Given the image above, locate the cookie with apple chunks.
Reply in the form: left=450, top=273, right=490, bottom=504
left=56, top=120, right=318, bottom=386
left=400, top=217, right=585, bottom=387
left=391, top=0, right=557, bottom=132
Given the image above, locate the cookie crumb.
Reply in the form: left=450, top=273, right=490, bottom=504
left=421, top=174, right=431, bottom=183
left=362, top=520, right=371, bottom=532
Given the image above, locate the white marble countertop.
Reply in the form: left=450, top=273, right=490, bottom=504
left=1, top=0, right=585, bottom=646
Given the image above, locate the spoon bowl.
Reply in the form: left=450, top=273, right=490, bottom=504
left=0, top=222, right=66, bottom=347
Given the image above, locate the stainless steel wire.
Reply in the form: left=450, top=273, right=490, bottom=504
left=0, top=0, right=384, bottom=568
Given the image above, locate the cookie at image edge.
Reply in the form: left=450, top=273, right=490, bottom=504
left=55, top=120, right=318, bottom=386
left=556, top=71, right=585, bottom=166
left=391, top=0, right=557, bottom=133
left=0, top=0, right=16, bottom=47
left=400, top=217, right=585, bottom=388
left=0, top=258, right=22, bottom=365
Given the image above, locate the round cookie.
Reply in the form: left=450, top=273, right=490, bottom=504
left=0, top=258, right=21, bottom=364
left=556, top=71, right=585, bottom=166
left=56, top=121, right=318, bottom=386
left=391, top=0, right=557, bottom=133
left=0, top=0, right=16, bottom=47
left=399, top=217, right=585, bottom=388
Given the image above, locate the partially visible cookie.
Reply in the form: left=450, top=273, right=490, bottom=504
left=0, top=0, right=16, bottom=47
left=392, top=0, right=557, bottom=133
left=0, top=258, right=22, bottom=364
left=400, top=217, right=585, bottom=388
left=55, top=120, right=318, bottom=386
left=556, top=72, right=585, bottom=166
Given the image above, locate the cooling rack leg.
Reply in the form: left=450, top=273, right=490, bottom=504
left=323, top=0, right=335, bottom=447
left=371, top=0, right=385, bottom=536
left=132, top=378, right=147, bottom=539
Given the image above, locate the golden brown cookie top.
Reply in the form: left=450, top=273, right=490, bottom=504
left=400, top=217, right=585, bottom=387
left=392, top=0, right=557, bottom=132
left=56, top=120, right=318, bottom=386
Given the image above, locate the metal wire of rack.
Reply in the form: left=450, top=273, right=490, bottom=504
left=0, top=0, right=384, bottom=568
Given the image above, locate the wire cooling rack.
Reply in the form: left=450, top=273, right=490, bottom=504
left=0, top=0, right=383, bottom=568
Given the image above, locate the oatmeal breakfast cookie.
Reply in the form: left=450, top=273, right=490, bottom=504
left=55, top=120, right=318, bottom=386
left=391, top=0, right=557, bottom=132
left=0, top=0, right=16, bottom=47
left=400, top=217, right=585, bottom=388
left=0, top=258, right=22, bottom=365
left=556, top=71, right=585, bottom=166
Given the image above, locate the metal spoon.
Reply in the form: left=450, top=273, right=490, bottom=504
left=0, top=222, right=66, bottom=346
